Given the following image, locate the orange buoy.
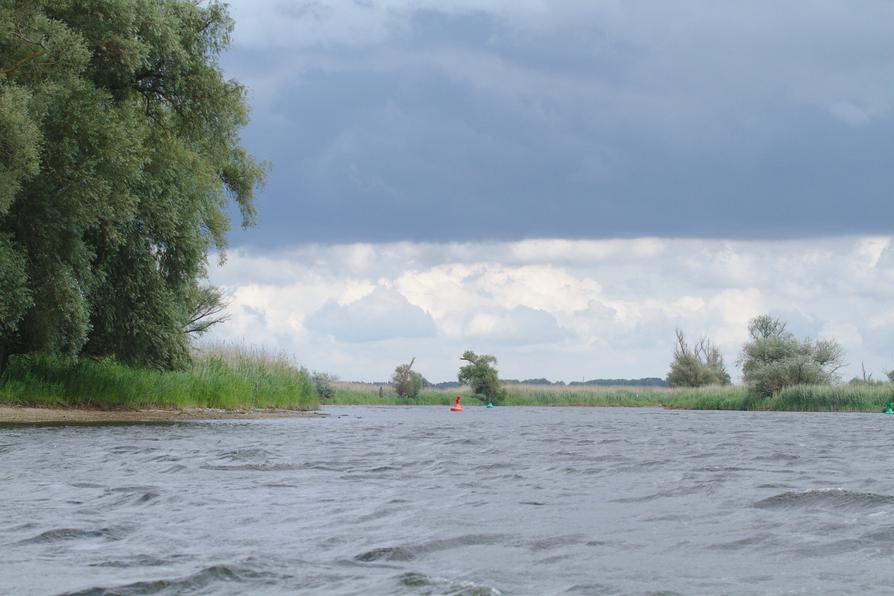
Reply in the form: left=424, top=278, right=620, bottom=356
left=450, top=395, right=463, bottom=412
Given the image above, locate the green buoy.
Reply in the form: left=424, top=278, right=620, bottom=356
left=486, top=400, right=494, bottom=408
left=885, top=401, right=893, bottom=414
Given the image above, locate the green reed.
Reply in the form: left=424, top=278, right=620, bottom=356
left=331, top=381, right=893, bottom=412
left=0, top=348, right=317, bottom=410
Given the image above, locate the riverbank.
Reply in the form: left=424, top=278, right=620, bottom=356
left=0, top=406, right=323, bottom=424
left=330, top=382, right=894, bottom=412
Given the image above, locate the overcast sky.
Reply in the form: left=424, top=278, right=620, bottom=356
left=207, top=1, right=894, bottom=382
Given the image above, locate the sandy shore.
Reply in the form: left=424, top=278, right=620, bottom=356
left=0, top=406, right=322, bottom=424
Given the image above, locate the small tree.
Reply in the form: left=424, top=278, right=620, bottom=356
left=458, top=350, right=505, bottom=404
left=392, top=357, right=423, bottom=399
left=311, top=371, right=336, bottom=400
left=666, top=329, right=731, bottom=387
left=740, top=314, right=844, bottom=396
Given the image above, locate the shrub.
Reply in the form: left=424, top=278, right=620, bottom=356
left=392, top=358, right=423, bottom=398
left=311, top=371, right=336, bottom=400
left=740, top=315, right=844, bottom=396
left=666, top=329, right=731, bottom=387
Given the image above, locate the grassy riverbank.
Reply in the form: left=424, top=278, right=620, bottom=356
left=0, top=348, right=318, bottom=411
left=331, top=382, right=894, bottom=412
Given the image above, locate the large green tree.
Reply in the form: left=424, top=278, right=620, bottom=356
left=0, top=0, right=264, bottom=370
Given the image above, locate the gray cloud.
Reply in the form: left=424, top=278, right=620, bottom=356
left=222, top=1, right=894, bottom=246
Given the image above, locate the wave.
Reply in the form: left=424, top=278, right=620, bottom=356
left=755, top=488, right=894, bottom=511
left=354, top=546, right=416, bottom=562
left=200, top=463, right=298, bottom=472
left=354, top=534, right=509, bottom=564
left=397, top=571, right=502, bottom=595
left=19, top=526, right=130, bottom=545
left=59, top=564, right=279, bottom=595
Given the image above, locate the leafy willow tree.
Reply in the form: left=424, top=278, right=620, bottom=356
left=666, top=329, right=731, bottom=387
left=740, top=315, right=844, bottom=396
left=0, top=0, right=264, bottom=370
left=458, top=350, right=505, bottom=404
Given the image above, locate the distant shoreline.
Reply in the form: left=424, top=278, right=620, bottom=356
left=0, top=407, right=322, bottom=424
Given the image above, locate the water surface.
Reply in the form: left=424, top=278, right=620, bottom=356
left=3, top=406, right=894, bottom=594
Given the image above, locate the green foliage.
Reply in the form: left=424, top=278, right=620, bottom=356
left=392, top=358, right=423, bottom=399
left=0, top=1, right=264, bottom=370
left=740, top=315, right=844, bottom=396
left=0, top=83, right=40, bottom=213
left=666, top=329, right=731, bottom=387
left=0, top=348, right=317, bottom=410
left=458, top=350, right=505, bottom=404
left=311, top=371, right=336, bottom=401
left=0, top=234, right=31, bottom=338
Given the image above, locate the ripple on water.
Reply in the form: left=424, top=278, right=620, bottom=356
left=8, top=407, right=894, bottom=595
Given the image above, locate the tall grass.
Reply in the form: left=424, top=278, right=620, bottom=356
left=331, top=381, right=894, bottom=412
left=0, top=345, right=317, bottom=410
left=767, top=384, right=894, bottom=412
left=328, top=383, right=456, bottom=406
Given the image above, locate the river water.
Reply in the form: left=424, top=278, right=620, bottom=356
left=3, top=406, right=894, bottom=595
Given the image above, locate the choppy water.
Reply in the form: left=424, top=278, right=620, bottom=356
left=3, top=406, right=894, bottom=595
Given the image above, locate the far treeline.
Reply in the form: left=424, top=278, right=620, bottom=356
left=355, top=313, right=892, bottom=411
left=0, top=1, right=318, bottom=410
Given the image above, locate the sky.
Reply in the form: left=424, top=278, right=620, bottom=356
left=206, top=1, right=894, bottom=382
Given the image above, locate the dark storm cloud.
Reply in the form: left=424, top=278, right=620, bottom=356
left=222, top=1, right=894, bottom=247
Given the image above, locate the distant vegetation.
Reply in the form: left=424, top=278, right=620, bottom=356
left=311, top=372, right=337, bottom=402
left=391, top=358, right=426, bottom=399
left=458, top=350, right=505, bottom=405
left=567, top=378, right=667, bottom=388
left=0, top=345, right=317, bottom=411
left=336, top=314, right=891, bottom=412
left=330, top=382, right=892, bottom=412
left=666, top=329, right=731, bottom=387
left=740, top=315, right=843, bottom=396
left=500, top=377, right=667, bottom=387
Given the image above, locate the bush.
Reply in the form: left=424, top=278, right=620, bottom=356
left=311, top=371, right=336, bottom=401
left=392, top=359, right=424, bottom=398
left=666, top=329, right=731, bottom=387
left=740, top=315, right=844, bottom=396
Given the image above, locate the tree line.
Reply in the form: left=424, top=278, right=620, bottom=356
left=391, top=350, right=507, bottom=404
left=667, top=314, right=854, bottom=395
left=0, top=1, right=262, bottom=371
